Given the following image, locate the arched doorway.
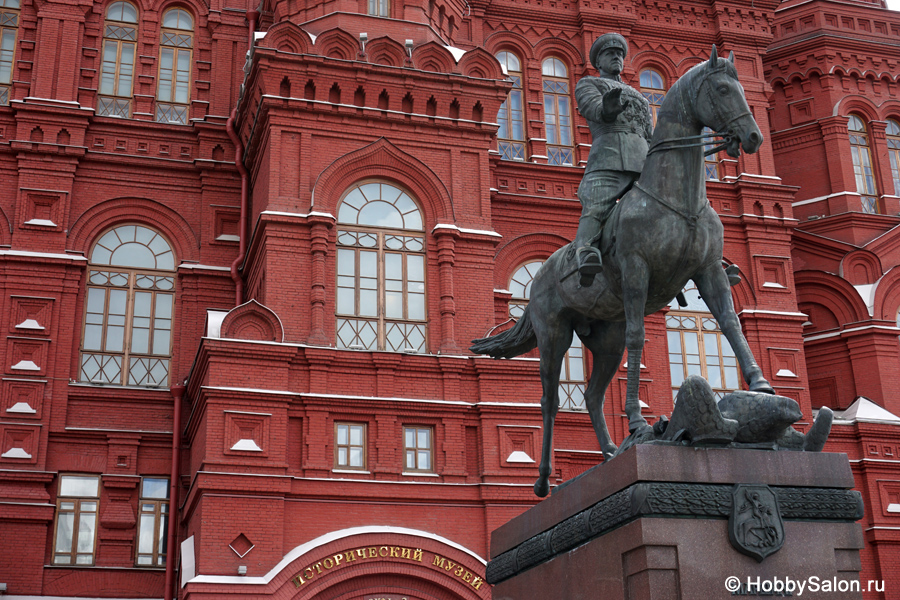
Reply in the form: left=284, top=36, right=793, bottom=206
left=183, top=527, right=488, bottom=600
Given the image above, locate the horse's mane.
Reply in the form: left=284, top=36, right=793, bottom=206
left=658, top=57, right=740, bottom=119
left=667, top=58, right=739, bottom=97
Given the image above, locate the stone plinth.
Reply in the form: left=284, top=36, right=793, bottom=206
left=487, top=445, right=865, bottom=600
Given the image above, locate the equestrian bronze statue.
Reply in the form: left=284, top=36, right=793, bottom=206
left=472, top=45, right=776, bottom=498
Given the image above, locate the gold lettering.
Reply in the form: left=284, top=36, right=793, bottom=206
left=463, top=571, right=472, bottom=582
left=379, top=546, right=389, bottom=557
left=345, top=551, right=357, bottom=562
left=323, top=557, right=334, bottom=569
left=304, top=568, right=315, bottom=579
left=433, top=555, right=446, bottom=568
left=313, top=562, right=323, bottom=574
left=356, top=548, right=367, bottom=559
left=455, top=566, right=464, bottom=577
left=413, top=549, right=423, bottom=562
left=472, top=576, right=484, bottom=590
left=333, top=553, right=343, bottom=567
left=444, top=560, right=457, bottom=572
left=390, top=547, right=400, bottom=558
left=369, top=547, right=378, bottom=558
left=291, top=573, right=305, bottom=587
left=401, top=547, right=411, bottom=559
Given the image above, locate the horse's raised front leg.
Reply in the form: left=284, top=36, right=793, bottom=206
left=693, top=263, right=774, bottom=393
left=533, top=325, right=571, bottom=498
left=579, top=320, right=626, bottom=458
left=621, top=257, right=650, bottom=432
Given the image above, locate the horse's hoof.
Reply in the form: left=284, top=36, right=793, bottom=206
left=534, top=479, right=550, bottom=498
left=602, top=444, right=618, bottom=460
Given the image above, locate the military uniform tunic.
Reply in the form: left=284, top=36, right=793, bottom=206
left=573, top=76, right=653, bottom=233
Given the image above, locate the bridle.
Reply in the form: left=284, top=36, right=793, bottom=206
left=646, top=64, right=751, bottom=158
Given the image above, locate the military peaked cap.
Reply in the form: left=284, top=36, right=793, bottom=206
left=589, top=33, right=628, bottom=69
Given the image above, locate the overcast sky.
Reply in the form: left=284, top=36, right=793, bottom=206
left=887, top=0, right=899, bottom=10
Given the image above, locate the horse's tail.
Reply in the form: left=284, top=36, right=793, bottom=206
left=470, top=305, right=538, bottom=358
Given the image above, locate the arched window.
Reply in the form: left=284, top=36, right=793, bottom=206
left=542, top=58, right=574, bottom=166
left=703, top=127, right=719, bottom=181
left=368, top=0, right=388, bottom=17
left=98, top=1, right=138, bottom=117
left=848, top=114, right=879, bottom=213
left=496, top=51, right=525, bottom=161
left=887, top=119, right=900, bottom=196
left=509, top=260, right=586, bottom=410
left=156, top=8, right=194, bottom=124
left=0, top=0, right=20, bottom=106
left=639, top=69, right=665, bottom=127
left=81, top=225, right=176, bottom=387
left=336, top=182, right=427, bottom=353
left=666, top=283, right=739, bottom=400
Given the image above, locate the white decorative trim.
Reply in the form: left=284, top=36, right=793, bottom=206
left=5, top=597, right=161, bottom=600
left=792, top=191, right=859, bottom=207
left=202, top=386, right=300, bottom=396
left=1, top=448, right=31, bottom=459
left=15, top=319, right=44, bottom=330
left=738, top=309, right=808, bottom=317
left=178, top=264, right=231, bottom=271
left=432, top=223, right=503, bottom=238
left=804, top=324, right=900, bottom=342
left=206, top=310, right=228, bottom=338
left=187, top=526, right=487, bottom=586
left=230, top=439, right=262, bottom=451
left=0, top=249, right=87, bottom=261
left=11, top=361, right=40, bottom=371
left=506, top=450, right=534, bottom=463
left=24, top=219, right=57, bottom=227
left=445, top=45, right=467, bottom=61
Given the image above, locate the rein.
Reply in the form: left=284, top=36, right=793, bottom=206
left=647, top=64, right=750, bottom=158
left=633, top=181, right=708, bottom=227
left=647, top=131, right=731, bottom=157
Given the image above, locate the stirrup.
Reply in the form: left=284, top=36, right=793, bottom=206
left=576, top=247, right=602, bottom=286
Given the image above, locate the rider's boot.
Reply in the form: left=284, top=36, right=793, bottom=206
left=572, top=213, right=604, bottom=287
left=576, top=246, right=603, bottom=287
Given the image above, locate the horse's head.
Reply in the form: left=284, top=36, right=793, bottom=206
left=693, top=45, right=763, bottom=158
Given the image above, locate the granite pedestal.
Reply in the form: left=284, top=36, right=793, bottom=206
left=487, top=445, right=865, bottom=599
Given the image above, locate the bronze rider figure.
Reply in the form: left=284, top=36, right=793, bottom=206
left=572, top=33, right=653, bottom=286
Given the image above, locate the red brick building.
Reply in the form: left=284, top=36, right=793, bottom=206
left=1, top=0, right=900, bottom=597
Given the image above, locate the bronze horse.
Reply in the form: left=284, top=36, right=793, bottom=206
left=472, top=47, right=774, bottom=497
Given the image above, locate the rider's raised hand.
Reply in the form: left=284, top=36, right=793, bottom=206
left=601, top=87, right=627, bottom=122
